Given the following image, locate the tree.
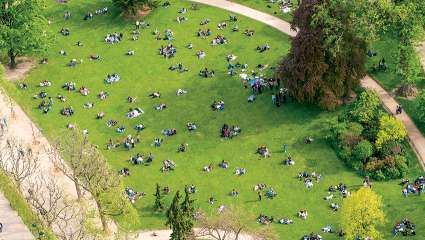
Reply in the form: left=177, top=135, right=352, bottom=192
left=153, top=183, right=164, bottom=212
left=0, top=0, right=51, bottom=68
left=112, top=0, right=158, bottom=15
left=50, top=128, right=88, bottom=200
left=0, top=137, right=39, bottom=190
left=375, top=115, right=407, bottom=149
left=276, top=0, right=389, bottom=109
left=166, top=190, right=185, bottom=240
left=77, top=142, right=129, bottom=232
left=341, top=187, right=385, bottom=240
left=180, top=187, right=195, bottom=239
left=391, top=0, right=425, bottom=96
left=353, top=140, right=373, bottom=162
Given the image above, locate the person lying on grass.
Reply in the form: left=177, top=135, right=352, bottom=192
left=257, top=145, right=271, bottom=158
left=161, top=128, right=177, bottom=136
left=219, top=160, right=229, bottom=169
left=211, top=100, right=224, bottom=110
left=161, top=160, right=176, bottom=172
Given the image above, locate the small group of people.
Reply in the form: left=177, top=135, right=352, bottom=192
left=401, top=175, right=424, bottom=197
left=220, top=124, right=241, bottom=138
left=211, top=100, right=224, bottom=110
left=393, top=218, right=416, bottom=236
left=199, top=68, right=215, bottom=78
left=104, top=32, right=123, bottom=44
left=159, top=44, right=177, bottom=58
left=104, top=73, right=120, bottom=84
left=211, top=35, right=227, bottom=45
left=161, top=160, right=176, bottom=172
left=169, top=63, right=188, bottom=73
left=257, top=145, right=271, bottom=158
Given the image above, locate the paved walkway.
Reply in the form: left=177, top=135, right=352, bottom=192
left=193, top=0, right=425, bottom=170
left=0, top=192, right=34, bottom=240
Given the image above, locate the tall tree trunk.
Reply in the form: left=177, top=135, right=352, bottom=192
left=95, top=198, right=109, bottom=232
left=8, top=50, right=17, bottom=69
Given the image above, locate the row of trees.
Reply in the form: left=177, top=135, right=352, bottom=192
left=276, top=0, right=425, bottom=109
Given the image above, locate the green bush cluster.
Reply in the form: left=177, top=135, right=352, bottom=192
left=328, top=90, right=408, bottom=180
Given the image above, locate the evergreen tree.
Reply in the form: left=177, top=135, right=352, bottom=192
left=180, top=187, right=195, bottom=239
left=166, top=191, right=184, bottom=240
left=153, top=183, right=164, bottom=212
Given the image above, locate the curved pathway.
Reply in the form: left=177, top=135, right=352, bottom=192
left=192, top=0, right=425, bottom=170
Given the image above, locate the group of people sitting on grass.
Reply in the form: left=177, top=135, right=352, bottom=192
left=211, top=35, right=227, bottom=45
left=105, top=33, right=123, bottom=44
left=130, top=152, right=154, bottom=165
left=159, top=44, right=177, bottom=58
left=169, top=63, right=188, bottom=73
left=401, top=175, right=424, bottom=197
left=298, top=171, right=322, bottom=189
left=199, top=68, right=215, bottom=78
left=104, top=73, right=120, bottom=84
left=197, top=28, right=212, bottom=38
left=393, top=218, right=416, bottom=236
left=220, top=124, right=241, bottom=138
left=257, top=145, right=271, bottom=158
left=211, top=100, right=224, bottom=110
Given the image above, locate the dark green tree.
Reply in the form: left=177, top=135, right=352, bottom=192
left=153, top=183, right=164, bottom=212
left=180, top=187, right=195, bottom=239
left=0, top=0, right=52, bottom=68
left=166, top=191, right=185, bottom=240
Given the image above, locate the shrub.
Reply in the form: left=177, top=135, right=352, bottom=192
left=375, top=115, right=407, bottom=149
left=349, top=90, right=381, bottom=125
left=353, top=140, right=373, bottom=162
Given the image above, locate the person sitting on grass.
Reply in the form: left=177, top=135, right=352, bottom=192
left=83, top=102, right=94, bottom=109
left=256, top=43, right=270, bottom=52
left=244, top=29, right=255, bottom=37
left=176, top=88, right=188, bottom=96
left=257, top=214, right=273, bottom=225
left=199, top=68, right=215, bottom=78
left=61, top=106, right=74, bottom=116
left=253, top=183, right=266, bottom=191
left=330, top=203, right=339, bottom=212
left=127, top=50, right=135, bottom=56
left=211, top=100, right=224, bottom=111
left=257, top=145, right=271, bottom=158
left=39, top=80, right=52, bottom=87
left=116, top=126, right=125, bottom=133
left=177, top=143, right=187, bottom=152
left=149, top=91, right=161, bottom=98
left=219, top=160, right=229, bottom=169
left=211, top=35, right=227, bottom=45
left=155, top=103, right=167, bottom=111
left=196, top=50, right=206, bottom=59
left=169, top=63, right=188, bottom=73
left=203, top=164, right=213, bottom=173
left=393, top=218, right=416, bottom=236
left=118, top=167, right=130, bottom=176
left=265, top=187, right=277, bottom=199
left=57, top=94, right=66, bottom=102
left=98, top=91, right=108, bottom=100
left=235, top=167, right=246, bottom=176
left=161, top=128, right=177, bottom=136
left=230, top=189, right=239, bottom=197
left=208, top=197, right=215, bottom=205
left=97, top=112, right=105, bottom=119
left=187, top=122, right=197, bottom=131
left=298, top=210, right=308, bottom=220
left=278, top=218, right=294, bottom=224
left=283, top=156, right=295, bottom=165
left=153, top=137, right=163, bottom=147
left=161, top=160, right=176, bottom=172
left=104, top=73, right=120, bottom=84
left=135, top=124, right=145, bottom=132
left=90, top=54, right=101, bottom=60
left=127, top=108, right=144, bottom=119
left=130, top=153, right=144, bottom=165
left=188, top=184, right=197, bottom=194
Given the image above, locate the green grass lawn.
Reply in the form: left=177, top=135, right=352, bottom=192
left=230, top=0, right=296, bottom=22
left=1, top=0, right=424, bottom=239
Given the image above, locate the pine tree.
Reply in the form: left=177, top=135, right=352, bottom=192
left=166, top=191, right=184, bottom=240
left=180, top=187, right=195, bottom=239
left=153, top=183, right=164, bottom=212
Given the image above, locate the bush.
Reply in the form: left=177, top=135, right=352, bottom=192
left=349, top=90, right=381, bottom=125
left=375, top=115, right=407, bottom=149
left=353, top=140, right=373, bottom=162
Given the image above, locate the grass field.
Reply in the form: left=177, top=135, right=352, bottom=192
left=0, top=0, right=424, bottom=239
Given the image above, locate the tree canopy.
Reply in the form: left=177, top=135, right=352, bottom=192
left=341, top=187, right=385, bottom=240
left=112, top=0, right=158, bottom=15
left=0, top=0, right=52, bottom=68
